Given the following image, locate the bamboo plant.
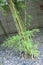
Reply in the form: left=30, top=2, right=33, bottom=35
left=0, top=0, right=40, bottom=58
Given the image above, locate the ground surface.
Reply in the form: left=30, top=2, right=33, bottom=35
left=0, top=29, right=43, bottom=65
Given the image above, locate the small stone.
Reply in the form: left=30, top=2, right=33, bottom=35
left=38, top=57, right=41, bottom=60
left=41, top=55, right=43, bottom=57
left=36, top=64, right=39, bottom=65
left=22, top=63, right=26, bottom=65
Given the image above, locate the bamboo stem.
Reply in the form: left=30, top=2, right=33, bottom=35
left=7, top=0, right=26, bottom=40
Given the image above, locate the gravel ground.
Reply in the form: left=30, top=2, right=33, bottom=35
left=0, top=29, right=43, bottom=65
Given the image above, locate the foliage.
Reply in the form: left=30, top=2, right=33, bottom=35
left=13, top=0, right=25, bottom=10
left=0, top=0, right=7, bottom=5
left=2, top=29, right=40, bottom=58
